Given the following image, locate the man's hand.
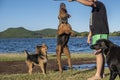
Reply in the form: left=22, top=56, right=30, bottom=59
left=68, top=0, right=72, bottom=2
left=68, top=0, right=76, bottom=2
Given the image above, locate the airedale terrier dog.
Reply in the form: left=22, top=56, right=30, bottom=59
left=25, top=43, right=48, bottom=74
left=56, top=3, right=74, bottom=72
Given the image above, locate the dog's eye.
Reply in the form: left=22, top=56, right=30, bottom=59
left=95, top=43, right=99, bottom=46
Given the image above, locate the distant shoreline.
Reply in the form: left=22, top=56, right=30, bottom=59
left=0, top=27, right=120, bottom=38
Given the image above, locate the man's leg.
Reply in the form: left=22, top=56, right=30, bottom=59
left=95, top=53, right=105, bottom=77
left=88, top=53, right=105, bottom=80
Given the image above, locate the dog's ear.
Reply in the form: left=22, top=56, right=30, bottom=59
left=101, top=40, right=109, bottom=55
left=101, top=41, right=108, bottom=49
left=36, top=45, right=42, bottom=54
left=42, top=43, right=48, bottom=49
left=37, top=45, right=42, bottom=50
left=36, top=45, right=42, bottom=49
left=106, top=40, right=115, bottom=48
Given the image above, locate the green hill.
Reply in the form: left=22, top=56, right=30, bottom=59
left=0, top=27, right=34, bottom=38
left=0, top=27, right=90, bottom=38
left=0, top=27, right=58, bottom=38
left=35, top=28, right=57, bottom=37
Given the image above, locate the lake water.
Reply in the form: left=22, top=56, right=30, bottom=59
left=63, top=63, right=108, bottom=70
left=0, top=36, right=120, bottom=54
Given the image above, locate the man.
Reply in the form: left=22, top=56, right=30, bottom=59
left=68, top=0, right=109, bottom=80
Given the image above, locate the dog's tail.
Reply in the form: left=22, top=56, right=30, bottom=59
left=24, top=50, right=29, bottom=56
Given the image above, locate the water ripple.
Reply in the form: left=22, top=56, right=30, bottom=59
left=0, top=37, right=120, bottom=53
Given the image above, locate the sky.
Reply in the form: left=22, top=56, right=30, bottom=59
left=0, top=0, right=120, bottom=32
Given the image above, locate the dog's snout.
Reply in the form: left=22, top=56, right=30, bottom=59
left=90, top=45, right=94, bottom=49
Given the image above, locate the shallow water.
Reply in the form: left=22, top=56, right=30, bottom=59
left=63, top=63, right=108, bottom=70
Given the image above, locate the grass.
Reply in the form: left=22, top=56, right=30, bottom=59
left=0, top=53, right=119, bottom=80
left=0, top=69, right=119, bottom=80
left=0, top=53, right=25, bottom=61
left=0, top=53, right=95, bottom=62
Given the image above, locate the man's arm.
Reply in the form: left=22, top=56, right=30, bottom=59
left=68, top=0, right=94, bottom=6
left=87, top=30, right=92, bottom=44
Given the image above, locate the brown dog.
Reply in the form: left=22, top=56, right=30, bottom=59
left=25, top=43, right=48, bottom=74
left=56, top=3, right=74, bottom=72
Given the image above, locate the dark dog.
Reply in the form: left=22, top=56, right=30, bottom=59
left=90, top=39, right=120, bottom=80
left=56, top=3, right=74, bottom=72
left=25, top=44, right=48, bottom=74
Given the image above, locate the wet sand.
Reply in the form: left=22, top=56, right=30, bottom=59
left=0, top=58, right=95, bottom=74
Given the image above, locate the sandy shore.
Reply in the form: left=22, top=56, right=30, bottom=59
left=0, top=57, right=95, bottom=75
